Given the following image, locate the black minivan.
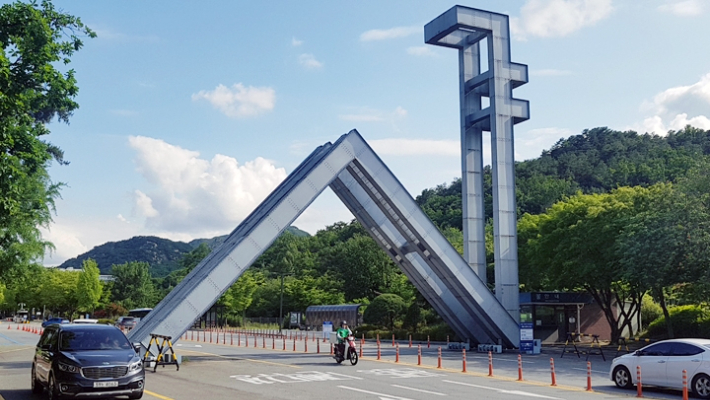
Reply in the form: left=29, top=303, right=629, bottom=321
left=32, top=323, right=145, bottom=399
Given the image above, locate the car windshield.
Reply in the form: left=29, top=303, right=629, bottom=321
left=59, top=329, right=132, bottom=351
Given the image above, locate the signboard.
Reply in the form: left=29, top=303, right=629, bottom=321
left=322, top=321, right=333, bottom=340
left=520, top=311, right=534, bottom=354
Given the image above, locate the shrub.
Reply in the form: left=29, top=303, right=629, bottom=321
left=363, top=294, right=406, bottom=330
left=640, top=295, right=662, bottom=329
left=645, top=304, right=710, bottom=339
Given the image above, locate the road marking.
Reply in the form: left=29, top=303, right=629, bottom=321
left=231, top=371, right=360, bottom=385
left=144, top=389, right=174, bottom=400
left=338, top=385, right=413, bottom=400
left=391, top=384, right=446, bottom=396
left=0, top=332, right=23, bottom=345
left=442, top=380, right=563, bottom=399
left=178, top=348, right=300, bottom=368
left=358, top=368, right=443, bottom=379
left=0, top=346, right=33, bottom=354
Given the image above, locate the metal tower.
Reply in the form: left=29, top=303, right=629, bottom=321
left=425, top=6, right=530, bottom=321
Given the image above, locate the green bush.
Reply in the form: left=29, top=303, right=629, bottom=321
left=640, top=294, right=662, bottom=329
left=363, top=293, right=406, bottom=330
left=645, top=304, right=710, bottom=339
left=97, top=319, right=114, bottom=325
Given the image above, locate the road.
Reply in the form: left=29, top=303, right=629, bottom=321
left=0, top=322, right=687, bottom=400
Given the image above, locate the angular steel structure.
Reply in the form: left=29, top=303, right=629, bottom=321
left=128, top=130, right=520, bottom=348
left=425, top=6, right=529, bottom=321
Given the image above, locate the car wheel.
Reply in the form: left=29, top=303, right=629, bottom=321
left=128, top=391, right=144, bottom=399
left=47, top=374, right=62, bottom=400
left=613, top=366, right=634, bottom=389
left=693, top=373, right=710, bottom=399
left=31, top=365, right=43, bottom=395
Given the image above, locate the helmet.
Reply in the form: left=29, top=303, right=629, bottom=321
left=341, top=320, right=347, bottom=326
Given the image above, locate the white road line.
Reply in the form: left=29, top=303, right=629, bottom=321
left=391, top=384, right=446, bottom=396
left=338, top=385, right=413, bottom=400
left=442, top=380, right=563, bottom=399
left=571, top=368, right=607, bottom=374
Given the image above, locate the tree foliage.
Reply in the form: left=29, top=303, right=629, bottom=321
left=0, top=0, right=94, bottom=279
left=363, top=293, right=406, bottom=330
left=110, top=262, right=157, bottom=309
left=76, top=258, right=102, bottom=312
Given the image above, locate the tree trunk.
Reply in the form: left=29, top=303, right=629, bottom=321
left=657, top=288, right=673, bottom=338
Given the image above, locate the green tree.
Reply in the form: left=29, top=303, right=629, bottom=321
left=39, top=268, right=79, bottom=317
left=76, top=258, right=102, bottom=313
left=363, top=293, right=406, bottom=330
left=0, top=1, right=94, bottom=279
left=0, top=281, right=5, bottom=305
left=111, top=262, right=157, bottom=309
left=224, top=270, right=258, bottom=317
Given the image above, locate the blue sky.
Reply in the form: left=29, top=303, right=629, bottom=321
left=34, top=0, right=710, bottom=265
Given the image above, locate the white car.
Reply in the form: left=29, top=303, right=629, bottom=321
left=610, top=338, right=710, bottom=399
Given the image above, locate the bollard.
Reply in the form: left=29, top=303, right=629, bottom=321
left=517, top=354, right=523, bottom=381
left=203, top=330, right=206, bottom=342
left=304, top=339, right=308, bottom=353
left=427, top=335, right=430, bottom=348
left=263, top=336, right=265, bottom=349
left=377, top=333, right=380, bottom=345
left=359, top=339, right=363, bottom=358
left=293, top=338, right=296, bottom=352
left=437, top=347, right=442, bottom=369
left=550, top=358, right=557, bottom=386
left=254, top=335, right=257, bottom=348
left=223, top=331, right=226, bottom=345
left=210, top=329, right=213, bottom=343
left=409, top=335, right=412, bottom=348
left=330, top=343, right=333, bottom=355
left=272, top=336, right=275, bottom=349
left=191, top=330, right=194, bottom=341
left=682, top=369, right=688, bottom=400
left=238, top=332, right=241, bottom=346
left=377, top=341, right=381, bottom=360
left=462, top=348, right=467, bottom=373
left=317, top=339, right=320, bottom=354
left=417, top=344, right=422, bottom=365
left=283, top=337, right=286, bottom=351
left=392, top=334, right=395, bottom=347
left=246, top=333, right=249, bottom=347
left=637, top=365, right=643, bottom=398
left=586, top=361, right=592, bottom=391
left=231, top=332, right=233, bottom=346
left=395, top=343, right=400, bottom=363
left=488, top=351, right=494, bottom=376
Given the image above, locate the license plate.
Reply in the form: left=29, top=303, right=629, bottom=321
left=93, top=381, right=118, bottom=388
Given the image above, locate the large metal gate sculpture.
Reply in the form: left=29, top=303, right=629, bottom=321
left=128, top=130, right=520, bottom=348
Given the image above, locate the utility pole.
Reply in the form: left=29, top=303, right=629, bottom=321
left=279, top=273, right=285, bottom=333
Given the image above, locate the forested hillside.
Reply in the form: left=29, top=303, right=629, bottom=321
left=417, top=126, right=710, bottom=228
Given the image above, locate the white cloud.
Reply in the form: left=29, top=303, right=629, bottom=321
left=636, top=73, right=710, bottom=134
left=128, top=136, right=288, bottom=235
left=298, top=53, right=323, bottom=70
left=516, top=127, right=572, bottom=160
left=407, top=46, right=436, bottom=57
left=369, top=138, right=459, bottom=157
left=511, top=0, right=613, bottom=40
left=658, top=0, right=704, bottom=16
left=531, top=69, right=573, bottom=76
left=192, top=83, right=275, bottom=118
left=292, top=37, right=303, bottom=46
left=117, top=214, right=129, bottom=223
left=360, top=26, right=420, bottom=42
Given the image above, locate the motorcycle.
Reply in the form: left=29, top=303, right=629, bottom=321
left=334, top=335, right=358, bottom=365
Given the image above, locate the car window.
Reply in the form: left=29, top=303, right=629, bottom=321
left=39, top=328, right=55, bottom=347
left=60, top=330, right=133, bottom=351
left=640, top=342, right=673, bottom=356
left=671, top=343, right=704, bottom=356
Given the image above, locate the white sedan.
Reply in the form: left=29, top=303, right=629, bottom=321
left=610, top=338, right=710, bottom=399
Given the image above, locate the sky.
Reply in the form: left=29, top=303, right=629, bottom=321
left=28, top=0, right=710, bottom=265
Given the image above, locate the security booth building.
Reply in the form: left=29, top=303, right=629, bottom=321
left=520, top=292, right=601, bottom=343
left=305, top=305, right=361, bottom=331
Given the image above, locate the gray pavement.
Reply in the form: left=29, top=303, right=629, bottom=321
left=0, top=323, right=689, bottom=400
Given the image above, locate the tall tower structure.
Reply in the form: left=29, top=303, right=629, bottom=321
left=425, top=6, right=529, bottom=321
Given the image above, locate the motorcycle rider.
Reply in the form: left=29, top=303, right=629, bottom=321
left=335, top=320, right=352, bottom=357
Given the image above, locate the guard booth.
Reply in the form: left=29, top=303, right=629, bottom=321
left=305, top=305, right=361, bottom=331
left=519, top=292, right=593, bottom=343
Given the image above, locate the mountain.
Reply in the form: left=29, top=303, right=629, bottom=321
left=58, top=226, right=312, bottom=277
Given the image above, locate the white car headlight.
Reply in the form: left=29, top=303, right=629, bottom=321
left=57, top=362, right=80, bottom=373
left=129, top=360, right=143, bottom=372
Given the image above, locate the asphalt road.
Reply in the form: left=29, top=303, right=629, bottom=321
left=0, top=323, right=690, bottom=400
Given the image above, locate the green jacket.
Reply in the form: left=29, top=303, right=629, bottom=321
left=336, top=327, right=351, bottom=341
